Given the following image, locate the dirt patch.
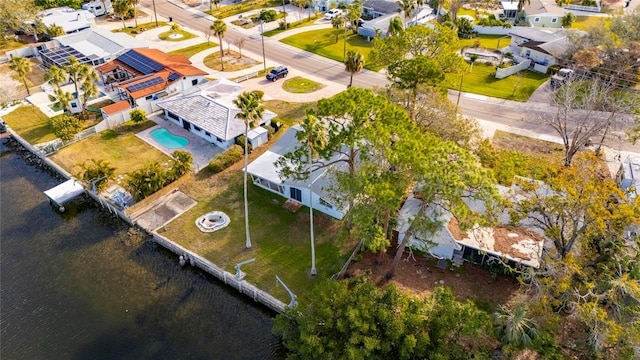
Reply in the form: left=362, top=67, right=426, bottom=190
left=492, top=130, right=564, bottom=160
left=204, top=49, right=260, bottom=72
left=346, top=247, right=519, bottom=310
left=492, top=226, right=545, bottom=261
left=448, top=217, right=468, bottom=241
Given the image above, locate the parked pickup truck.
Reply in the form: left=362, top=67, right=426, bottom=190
left=550, top=68, right=574, bottom=89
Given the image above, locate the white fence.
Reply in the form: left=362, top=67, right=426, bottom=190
left=36, top=125, right=98, bottom=155
left=234, top=71, right=260, bottom=83
left=496, top=59, right=531, bottom=79
left=472, top=25, right=512, bottom=36
left=564, top=3, right=601, bottom=12
left=151, top=232, right=287, bottom=313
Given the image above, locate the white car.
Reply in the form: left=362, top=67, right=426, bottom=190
left=324, top=9, right=343, bottom=20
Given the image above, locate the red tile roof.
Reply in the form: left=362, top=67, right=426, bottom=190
left=132, top=48, right=207, bottom=76
left=101, top=100, right=131, bottom=115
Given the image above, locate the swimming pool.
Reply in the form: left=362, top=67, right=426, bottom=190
left=150, top=128, right=189, bottom=149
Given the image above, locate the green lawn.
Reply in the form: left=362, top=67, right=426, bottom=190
left=112, top=22, right=168, bottom=36
left=282, top=77, right=325, bottom=93
left=443, top=63, right=548, bottom=101
left=169, top=42, right=218, bottom=59
left=281, top=28, right=380, bottom=70
left=49, top=121, right=169, bottom=177
left=211, top=0, right=285, bottom=19
left=158, top=163, right=352, bottom=302
left=263, top=100, right=317, bottom=126
left=263, top=15, right=322, bottom=37
left=571, top=15, right=609, bottom=31
left=458, top=34, right=512, bottom=50
left=158, top=29, right=197, bottom=42
left=2, top=105, right=57, bottom=144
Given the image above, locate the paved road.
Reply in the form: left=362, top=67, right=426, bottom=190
left=137, top=0, right=638, bottom=152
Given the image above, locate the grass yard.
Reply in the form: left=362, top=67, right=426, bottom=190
left=281, top=29, right=381, bottom=71
left=2, top=105, right=56, bottom=144
left=210, top=0, right=284, bottom=18
left=571, top=15, right=609, bottom=31
left=443, top=63, right=548, bottom=101
left=204, top=50, right=259, bottom=71
left=457, top=34, right=511, bottom=50
left=263, top=15, right=322, bottom=37
left=1, top=58, right=46, bottom=89
left=49, top=121, right=169, bottom=177
left=158, top=28, right=197, bottom=42
left=263, top=100, right=317, bottom=126
left=158, top=157, right=353, bottom=302
left=282, top=77, right=325, bottom=93
left=112, top=22, right=168, bottom=36
left=169, top=42, right=218, bottom=59
left=492, top=130, right=565, bottom=161
left=0, top=39, right=28, bottom=55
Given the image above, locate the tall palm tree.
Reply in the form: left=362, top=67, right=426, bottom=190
left=65, top=57, right=84, bottom=99
left=130, top=0, right=140, bottom=27
left=44, top=66, right=68, bottom=90
left=233, top=91, right=264, bottom=249
left=512, top=0, right=530, bottom=14
left=493, top=304, right=539, bottom=347
left=80, top=66, right=99, bottom=112
left=387, top=16, right=404, bottom=36
left=296, top=114, right=328, bottom=276
left=345, top=50, right=364, bottom=88
left=332, top=14, right=345, bottom=44
left=9, top=56, right=32, bottom=96
left=397, top=0, right=416, bottom=28
left=212, top=19, right=227, bottom=71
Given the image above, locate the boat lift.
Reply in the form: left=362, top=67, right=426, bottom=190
left=44, top=179, right=85, bottom=212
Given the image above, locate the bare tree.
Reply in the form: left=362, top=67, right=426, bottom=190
left=531, top=77, right=637, bottom=166
left=204, top=28, right=213, bottom=45
left=232, top=37, right=246, bottom=59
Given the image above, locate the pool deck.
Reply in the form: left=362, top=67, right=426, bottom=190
left=137, top=113, right=223, bottom=171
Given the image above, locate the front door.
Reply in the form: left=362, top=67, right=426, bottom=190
left=182, top=120, right=191, bottom=131
left=290, top=187, right=302, bottom=202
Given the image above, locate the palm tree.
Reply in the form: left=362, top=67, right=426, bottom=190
left=45, top=66, right=68, bottom=91
left=397, top=0, right=416, bottom=28
left=130, top=0, right=140, bottom=27
left=332, top=14, right=345, bottom=43
left=233, top=91, right=264, bottom=249
left=345, top=50, right=364, bottom=88
left=113, top=0, right=131, bottom=30
left=469, top=54, right=478, bottom=72
left=212, top=19, right=227, bottom=71
left=80, top=66, right=99, bottom=112
left=493, top=304, right=539, bottom=347
left=9, top=56, right=32, bottom=96
left=76, top=159, right=116, bottom=192
left=54, top=88, right=74, bottom=112
left=387, top=16, right=404, bottom=37
left=296, top=114, right=328, bottom=276
left=512, top=0, right=530, bottom=15
left=65, top=57, right=84, bottom=99
left=414, top=0, right=425, bottom=24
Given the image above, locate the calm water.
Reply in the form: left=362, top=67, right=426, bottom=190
left=0, top=139, right=283, bottom=360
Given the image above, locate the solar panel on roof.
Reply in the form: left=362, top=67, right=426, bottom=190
left=127, top=77, right=164, bottom=92
left=167, top=72, right=180, bottom=81
left=117, top=50, right=164, bottom=75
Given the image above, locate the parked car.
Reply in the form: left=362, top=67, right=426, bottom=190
left=324, top=9, right=343, bottom=20
left=266, top=66, right=288, bottom=82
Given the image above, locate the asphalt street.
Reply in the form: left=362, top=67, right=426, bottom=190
left=138, top=0, right=638, bottom=152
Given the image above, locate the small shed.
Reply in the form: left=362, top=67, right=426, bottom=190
left=247, top=126, right=269, bottom=149
left=44, top=179, right=85, bottom=211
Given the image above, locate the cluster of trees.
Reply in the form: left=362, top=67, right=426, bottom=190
left=124, top=150, right=193, bottom=200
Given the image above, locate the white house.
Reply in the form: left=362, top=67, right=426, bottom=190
left=358, top=1, right=435, bottom=39
left=40, top=7, right=96, bottom=34
left=39, top=28, right=147, bottom=68
left=246, top=125, right=347, bottom=220
left=507, top=27, right=573, bottom=73
left=394, top=185, right=545, bottom=269
left=97, top=48, right=207, bottom=108
left=156, top=79, right=276, bottom=149
left=617, top=155, right=640, bottom=201
left=521, top=0, right=566, bottom=28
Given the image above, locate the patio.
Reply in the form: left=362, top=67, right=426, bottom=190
left=137, top=112, right=223, bottom=171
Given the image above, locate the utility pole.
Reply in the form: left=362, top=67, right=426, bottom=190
left=260, top=20, right=266, bottom=71
left=456, top=72, right=464, bottom=111
left=343, top=12, right=347, bottom=61
left=282, top=0, right=287, bottom=30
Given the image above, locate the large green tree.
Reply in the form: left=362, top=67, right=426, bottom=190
left=50, top=113, right=81, bottom=141
left=386, top=56, right=445, bottom=119
left=9, top=56, right=32, bottom=96
left=233, top=91, right=264, bottom=249
left=0, top=0, right=40, bottom=38
left=273, top=279, right=493, bottom=359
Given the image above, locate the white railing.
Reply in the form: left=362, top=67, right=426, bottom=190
left=234, top=71, right=260, bottom=83
left=564, top=3, right=601, bottom=12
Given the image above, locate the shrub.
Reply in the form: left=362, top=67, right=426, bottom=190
left=270, top=120, right=282, bottom=132
left=129, top=109, right=147, bottom=124
left=50, top=113, right=82, bottom=141
left=259, top=9, right=278, bottom=22
left=208, top=145, right=243, bottom=173
left=263, top=125, right=275, bottom=140
left=235, top=135, right=253, bottom=154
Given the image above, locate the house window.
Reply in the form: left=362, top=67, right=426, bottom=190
left=319, top=198, right=333, bottom=209
left=167, top=111, right=179, bottom=121
left=216, top=137, right=223, bottom=142
left=145, top=95, right=153, bottom=100
left=525, top=50, right=531, bottom=57
left=205, top=131, right=211, bottom=137
left=71, top=102, right=77, bottom=108
left=253, top=177, right=284, bottom=194
left=191, top=79, right=198, bottom=86
left=534, top=17, right=540, bottom=23
left=551, top=18, right=558, bottom=23
left=290, top=187, right=302, bottom=202
left=193, top=125, right=201, bottom=132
